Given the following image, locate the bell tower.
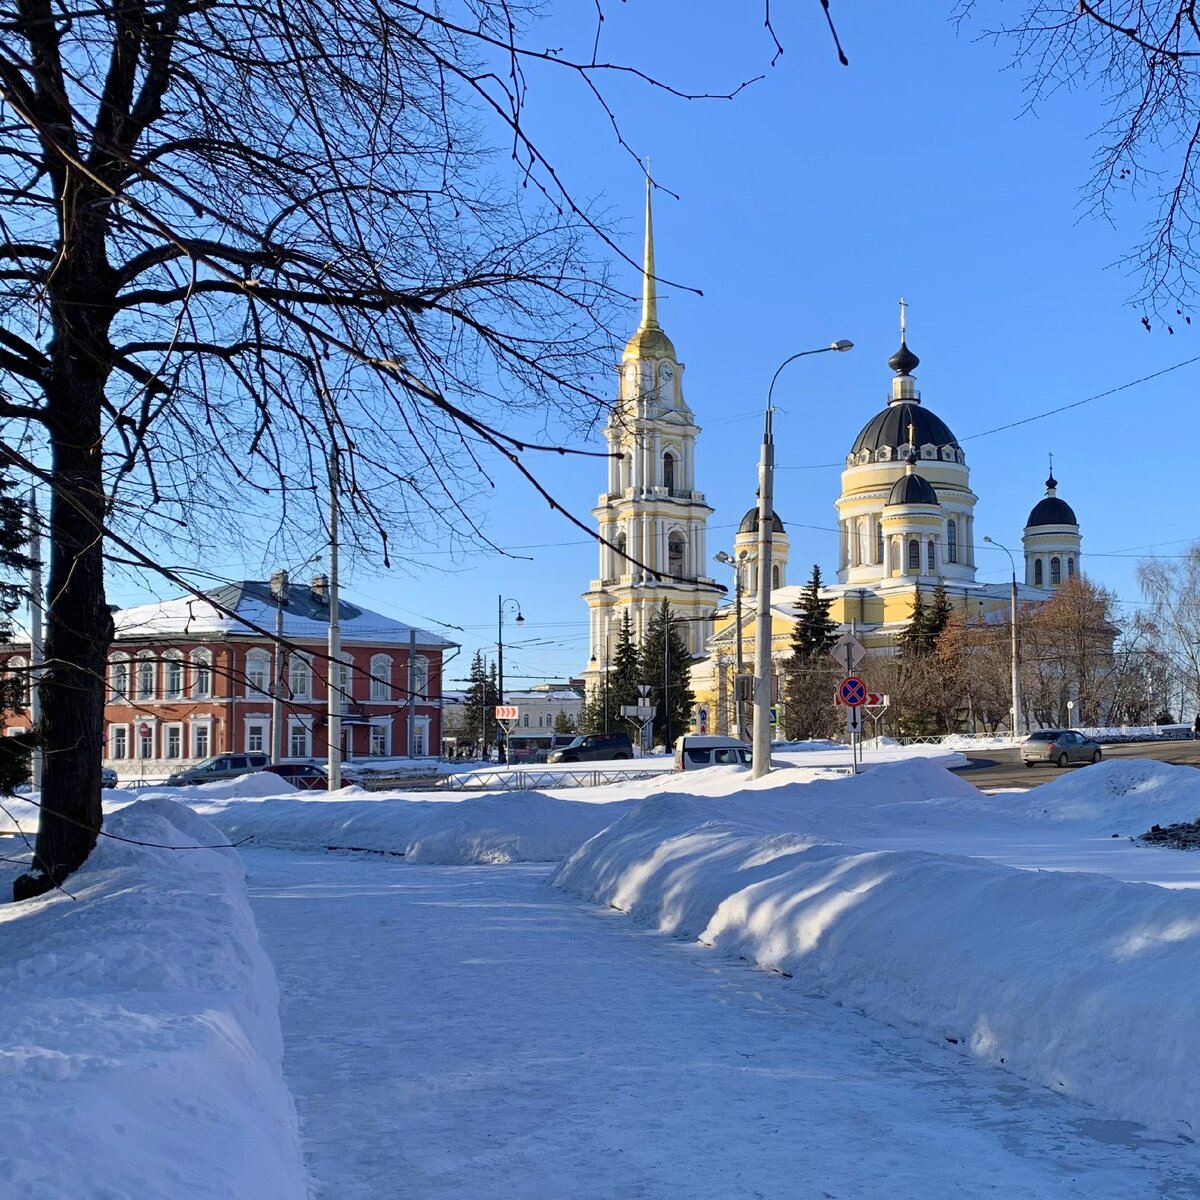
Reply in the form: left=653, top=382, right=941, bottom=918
left=582, top=178, right=721, bottom=667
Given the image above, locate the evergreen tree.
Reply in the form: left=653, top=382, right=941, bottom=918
left=899, top=586, right=928, bottom=658
left=462, top=652, right=499, bottom=755
left=781, top=565, right=841, bottom=741
left=638, top=600, right=694, bottom=748
left=608, top=612, right=641, bottom=719
left=553, top=710, right=576, bottom=735
left=926, top=582, right=953, bottom=646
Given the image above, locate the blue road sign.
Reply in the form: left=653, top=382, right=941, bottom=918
left=838, top=676, right=867, bottom=707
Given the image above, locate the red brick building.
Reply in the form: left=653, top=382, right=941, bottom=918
left=4, top=574, right=456, bottom=779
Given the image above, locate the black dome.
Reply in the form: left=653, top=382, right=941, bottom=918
left=888, top=339, right=920, bottom=375
left=850, top=402, right=960, bottom=459
left=1027, top=496, right=1077, bottom=527
left=887, top=472, right=940, bottom=507
left=738, top=507, right=785, bottom=535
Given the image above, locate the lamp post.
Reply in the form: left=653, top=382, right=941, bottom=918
left=497, top=595, right=524, bottom=763
left=983, top=536, right=1023, bottom=743
left=714, top=550, right=747, bottom=740
left=752, top=340, right=854, bottom=780
left=589, top=643, right=610, bottom=730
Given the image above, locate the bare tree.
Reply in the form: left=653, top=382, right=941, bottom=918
left=0, top=1, right=847, bottom=897
left=1137, top=542, right=1200, bottom=716
left=962, top=1, right=1200, bottom=313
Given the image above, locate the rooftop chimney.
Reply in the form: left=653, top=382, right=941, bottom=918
left=311, top=573, right=328, bottom=603
left=270, top=569, right=289, bottom=604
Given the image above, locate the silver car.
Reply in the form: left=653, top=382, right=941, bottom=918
left=166, top=752, right=271, bottom=786
left=1021, top=729, right=1102, bottom=769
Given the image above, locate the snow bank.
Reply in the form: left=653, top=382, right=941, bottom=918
left=191, top=790, right=640, bottom=864
left=0, top=799, right=306, bottom=1198
left=551, top=759, right=1200, bottom=1138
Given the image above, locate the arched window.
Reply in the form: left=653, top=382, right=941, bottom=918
left=246, top=649, right=272, bottom=696
left=190, top=649, right=212, bottom=698
left=876, top=523, right=884, bottom=564
left=772, top=564, right=781, bottom=588
left=370, top=654, right=392, bottom=701
left=412, top=655, right=429, bottom=696
left=288, top=654, right=311, bottom=698
left=7, top=656, right=28, bottom=708
left=164, top=652, right=184, bottom=699
left=136, top=653, right=156, bottom=701
left=615, top=532, right=628, bottom=567
left=110, top=654, right=130, bottom=702
left=668, top=534, right=685, bottom=577
left=1050, top=557, right=1062, bottom=585
left=1067, top=557, right=1075, bottom=580
left=907, top=539, right=920, bottom=572
left=1034, top=558, right=1043, bottom=587
left=927, top=539, right=936, bottom=573
left=947, top=520, right=957, bottom=564
left=662, top=451, right=676, bottom=494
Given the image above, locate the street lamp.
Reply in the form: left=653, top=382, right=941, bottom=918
left=983, top=536, right=1023, bottom=743
left=752, top=340, right=854, bottom=780
left=497, top=595, right=524, bottom=763
left=588, top=643, right=610, bottom=730
left=714, top=550, right=747, bottom=740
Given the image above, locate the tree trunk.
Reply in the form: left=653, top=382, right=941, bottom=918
left=13, top=177, right=114, bottom=901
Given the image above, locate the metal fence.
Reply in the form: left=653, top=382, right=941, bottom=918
left=437, top=767, right=665, bottom=792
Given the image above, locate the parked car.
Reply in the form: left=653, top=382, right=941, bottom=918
left=674, top=735, right=752, bottom=771
left=259, top=762, right=363, bottom=790
left=165, top=752, right=271, bottom=787
left=1020, top=729, right=1102, bottom=769
left=545, top=731, right=634, bottom=763
left=100, top=766, right=118, bottom=788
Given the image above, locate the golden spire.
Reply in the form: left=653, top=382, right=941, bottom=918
left=641, top=171, right=660, bottom=330
left=623, top=168, right=676, bottom=362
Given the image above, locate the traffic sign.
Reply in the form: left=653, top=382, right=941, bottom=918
left=830, top=633, right=866, bottom=673
left=837, top=676, right=867, bottom=707
left=697, top=706, right=709, bottom=734
left=620, top=704, right=656, bottom=719
left=637, top=684, right=652, bottom=699
left=138, top=722, right=151, bottom=738
left=494, top=706, right=519, bottom=720
left=834, top=689, right=884, bottom=706
left=845, top=704, right=863, bottom=735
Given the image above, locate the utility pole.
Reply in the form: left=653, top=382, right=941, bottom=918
left=327, top=449, right=342, bottom=788
left=28, top=487, right=42, bottom=790
left=271, top=570, right=287, bottom=764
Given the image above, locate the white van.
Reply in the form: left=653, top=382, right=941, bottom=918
left=674, top=735, right=753, bottom=771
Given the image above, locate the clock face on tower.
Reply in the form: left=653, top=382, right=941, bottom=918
left=660, top=364, right=674, bottom=382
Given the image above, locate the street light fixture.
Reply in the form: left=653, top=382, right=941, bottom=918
left=497, top=595, right=524, bottom=763
left=714, top=550, right=747, bottom=740
left=983, top=536, right=1023, bottom=743
left=752, top=340, right=854, bottom=780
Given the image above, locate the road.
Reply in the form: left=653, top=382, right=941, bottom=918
left=955, top=736, right=1200, bottom=790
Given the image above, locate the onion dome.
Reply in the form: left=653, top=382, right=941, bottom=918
left=887, top=471, right=940, bottom=506
left=1026, top=471, right=1077, bottom=526
left=888, top=339, right=920, bottom=376
left=850, top=402, right=960, bottom=458
left=738, top=506, right=785, bottom=535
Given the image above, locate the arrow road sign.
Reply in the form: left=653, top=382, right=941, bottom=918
left=494, top=706, right=519, bottom=720
left=845, top=704, right=863, bottom=735
left=837, top=676, right=868, bottom=707
left=830, top=633, right=866, bottom=673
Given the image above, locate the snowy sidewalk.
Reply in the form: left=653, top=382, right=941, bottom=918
left=246, top=849, right=1200, bottom=1200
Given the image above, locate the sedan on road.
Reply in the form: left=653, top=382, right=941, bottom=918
left=1020, top=729, right=1102, bottom=769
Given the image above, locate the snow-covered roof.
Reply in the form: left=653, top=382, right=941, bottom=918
left=113, top=581, right=455, bottom=650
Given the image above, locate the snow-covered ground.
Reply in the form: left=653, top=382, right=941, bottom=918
left=3, top=750, right=1200, bottom=1195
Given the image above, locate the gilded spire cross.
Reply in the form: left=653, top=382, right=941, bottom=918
left=641, top=168, right=659, bottom=330
left=899, top=296, right=908, bottom=340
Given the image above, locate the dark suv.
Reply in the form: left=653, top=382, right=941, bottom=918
left=546, top=732, right=634, bottom=763
left=166, top=753, right=271, bottom=786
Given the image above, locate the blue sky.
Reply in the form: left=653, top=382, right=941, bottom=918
left=108, top=5, right=1197, bottom=688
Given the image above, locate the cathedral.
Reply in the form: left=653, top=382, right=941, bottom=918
left=583, top=188, right=1083, bottom=734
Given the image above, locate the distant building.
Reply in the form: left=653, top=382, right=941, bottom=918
left=3, top=572, right=456, bottom=778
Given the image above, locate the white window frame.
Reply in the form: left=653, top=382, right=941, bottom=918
left=191, top=719, right=212, bottom=759
left=164, top=652, right=184, bottom=700
left=412, top=654, right=429, bottom=697
left=369, top=722, right=391, bottom=756
left=244, top=716, right=269, bottom=755
left=288, top=717, right=313, bottom=759
left=164, top=722, right=183, bottom=759
left=191, top=649, right=213, bottom=699
left=411, top=718, right=430, bottom=757
left=246, top=649, right=272, bottom=697
left=370, top=654, right=392, bottom=701
left=136, top=719, right=156, bottom=759
left=136, top=652, right=157, bottom=701
left=288, top=654, right=312, bottom=700
left=110, top=654, right=130, bottom=703
left=109, top=724, right=129, bottom=760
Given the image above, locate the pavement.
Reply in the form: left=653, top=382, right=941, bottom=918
left=954, top=738, right=1200, bottom=790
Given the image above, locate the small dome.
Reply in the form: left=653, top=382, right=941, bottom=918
left=888, top=339, right=920, bottom=376
left=1027, top=496, right=1077, bottom=527
left=850, top=402, right=961, bottom=459
left=738, top=506, right=785, bottom=535
left=623, top=324, right=677, bottom=361
left=887, top=472, right=939, bottom=507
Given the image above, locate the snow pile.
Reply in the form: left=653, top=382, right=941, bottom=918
left=552, top=759, right=1200, bottom=1138
left=190, top=790, right=640, bottom=863
left=0, top=798, right=305, bottom=1198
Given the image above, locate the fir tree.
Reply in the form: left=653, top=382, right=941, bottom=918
left=608, top=612, right=641, bottom=719
left=638, top=600, right=695, bottom=748
left=926, top=582, right=953, bottom=646
left=781, top=565, right=841, bottom=741
left=899, top=586, right=928, bottom=658
left=462, top=652, right=499, bottom=755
